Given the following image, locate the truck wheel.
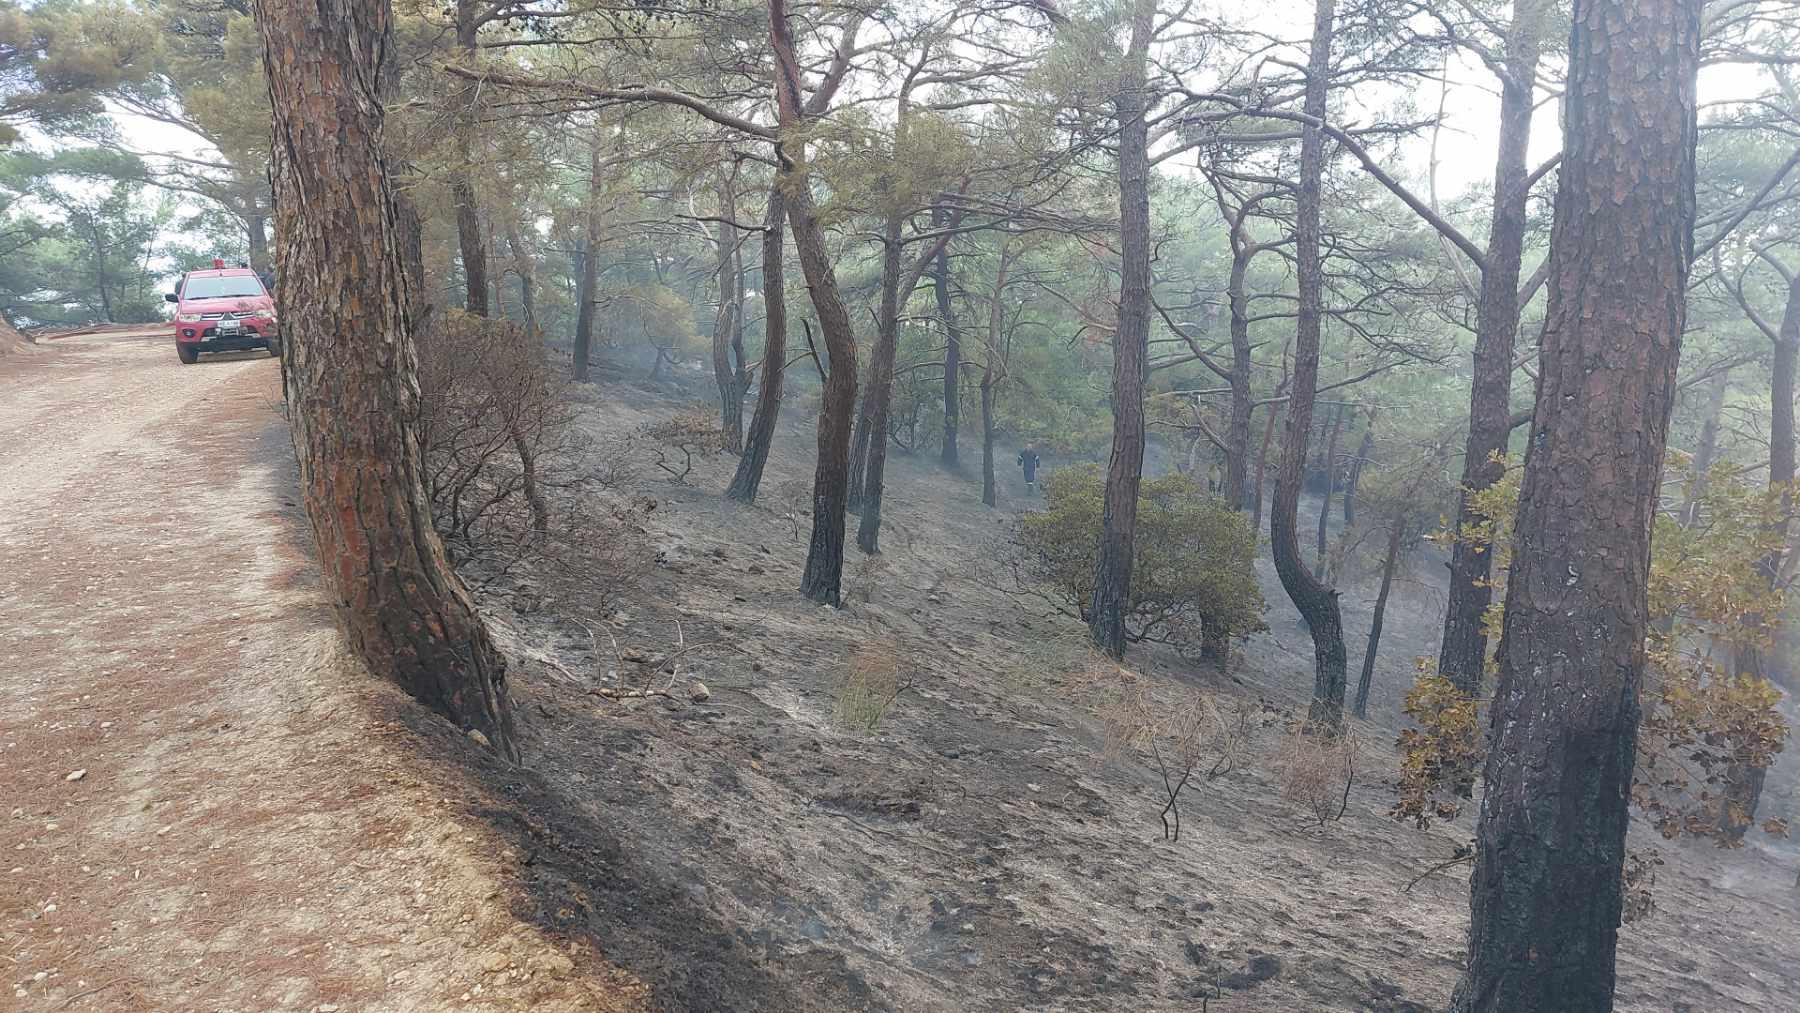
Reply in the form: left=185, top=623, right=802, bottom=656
left=177, top=344, right=198, bottom=365
left=266, top=337, right=283, bottom=359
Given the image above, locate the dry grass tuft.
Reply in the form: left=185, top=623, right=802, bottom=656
left=833, top=642, right=912, bottom=732
left=1275, top=725, right=1359, bottom=829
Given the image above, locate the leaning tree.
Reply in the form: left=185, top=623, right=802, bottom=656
left=255, top=0, right=518, bottom=757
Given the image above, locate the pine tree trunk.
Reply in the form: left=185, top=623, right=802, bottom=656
left=981, top=369, right=997, bottom=507
left=935, top=207, right=961, bottom=469
left=1224, top=240, right=1256, bottom=510
left=1316, top=404, right=1346, bottom=565
left=1354, top=513, right=1406, bottom=719
left=1343, top=415, right=1374, bottom=525
left=727, top=189, right=789, bottom=504
left=771, top=0, right=858, bottom=606
left=573, top=128, right=603, bottom=382
left=246, top=208, right=271, bottom=274
left=1272, top=0, right=1348, bottom=729
left=1088, top=0, right=1156, bottom=659
left=731, top=202, right=751, bottom=444
left=1438, top=0, right=1551, bottom=696
left=1677, top=368, right=1729, bottom=526
left=256, top=0, right=518, bottom=759
left=855, top=214, right=905, bottom=552
left=450, top=2, right=487, bottom=317
left=394, top=193, right=429, bottom=333
left=1454, top=0, right=1701, bottom=1006
left=710, top=205, right=744, bottom=452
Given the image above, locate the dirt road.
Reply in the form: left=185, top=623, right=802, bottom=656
left=0, top=333, right=645, bottom=1011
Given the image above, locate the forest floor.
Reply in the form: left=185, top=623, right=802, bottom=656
left=2, top=338, right=1796, bottom=1011
left=464, top=374, right=1800, bottom=1013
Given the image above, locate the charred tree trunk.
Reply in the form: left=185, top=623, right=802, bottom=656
left=935, top=207, right=961, bottom=469
left=1343, top=414, right=1374, bottom=526
left=710, top=205, right=745, bottom=452
left=1677, top=367, right=1729, bottom=526
left=1354, top=511, right=1407, bottom=719
left=1316, top=403, right=1346, bottom=565
left=256, top=0, right=517, bottom=759
left=771, top=0, right=858, bottom=605
left=1453, top=0, right=1701, bottom=1006
left=727, top=190, right=789, bottom=504
left=1272, top=0, right=1348, bottom=729
left=1438, top=0, right=1551, bottom=696
left=573, top=128, right=604, bottom=382
left=1088, top=0, right=1156, bottom=659
left=846, top=405, right=873, bottom=514
left=450, top=1, right=488, bottom=317
left=855, top=214, right=906, bottom=552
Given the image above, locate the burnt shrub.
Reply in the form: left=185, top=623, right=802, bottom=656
left=416, top=310, right=647, bottom=604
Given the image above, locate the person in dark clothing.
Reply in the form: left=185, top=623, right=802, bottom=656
left=1017, top=446, right=1041, bottom=493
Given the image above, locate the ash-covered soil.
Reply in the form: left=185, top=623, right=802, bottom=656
left=451, top=376, right=1800, bottom=1013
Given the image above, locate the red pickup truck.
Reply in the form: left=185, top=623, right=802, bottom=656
left=166, top=259, right=281, bottom=365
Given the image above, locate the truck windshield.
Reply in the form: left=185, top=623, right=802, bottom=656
left=182, top=275, right=265, bottom=300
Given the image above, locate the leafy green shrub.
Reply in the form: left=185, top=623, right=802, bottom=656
left=1017, top=464, right=1266, bottom=657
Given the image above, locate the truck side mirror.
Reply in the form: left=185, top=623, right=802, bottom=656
left=165, top=292, right=178, bottom=303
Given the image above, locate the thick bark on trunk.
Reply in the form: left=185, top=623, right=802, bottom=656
left=1272, top=0, right=1348, bottom=729
left=1343, top=414, right=1374, bottom=526
left=727, top=189, right=789, bottom=503
left=1677, top=367, right=1729, bottom=526
left=790, top=178, right=857, bottom=603
left=855, top=214, right=905, bottom=552
left=573, top=129, right=603, bottom=382
left=1438, top=0, right=1550, bottom=696
left=394, top=193, right=429, bottom=333
left=846, top=405, right=873, bottom=514
left=1088, top=0, right=1156, bottom=659
left=771, top=0, right=857, bottom=605
left=1354, top=512, right=1406, bottom=719
left=1316, top=404, right=1346, bottom=565
left=1453, top=0, right=1701, bottom=1007
left=935, top=207, right=962, bottom=469
left=256, top=0, right=517, bottom=759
